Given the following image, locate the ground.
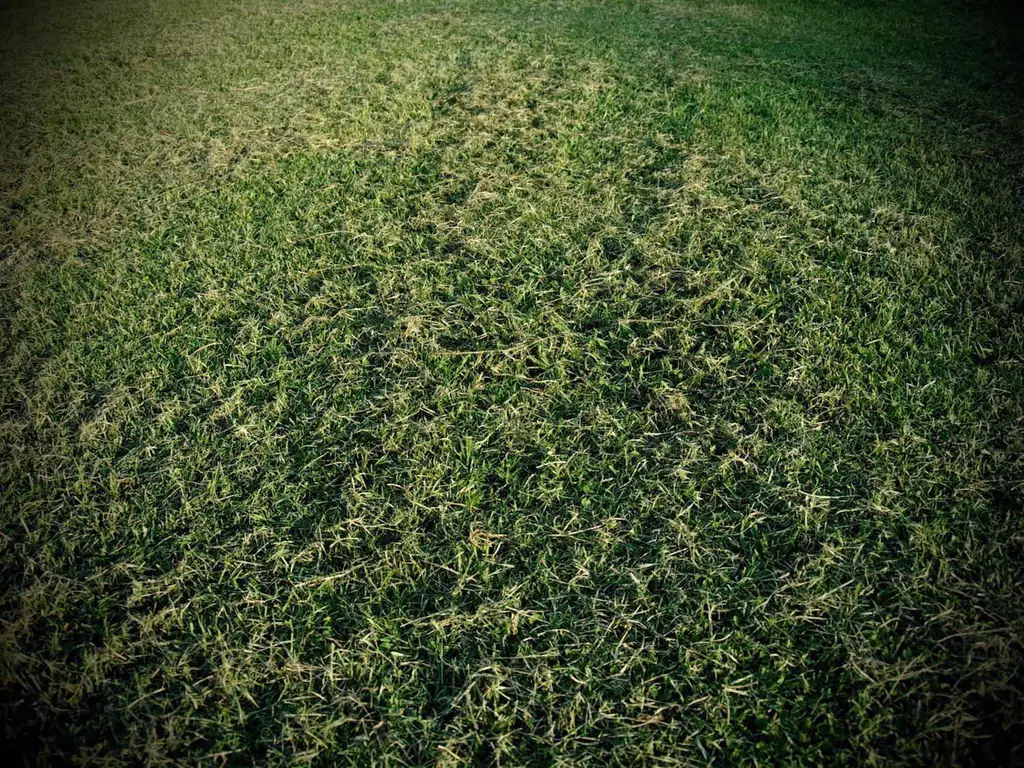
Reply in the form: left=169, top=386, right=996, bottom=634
left=2, top=0, right=1024, bottom=765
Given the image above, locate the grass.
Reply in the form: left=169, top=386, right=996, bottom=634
left=2, top=0, right=1024, bottom=764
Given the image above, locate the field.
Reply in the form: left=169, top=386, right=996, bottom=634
left=2, top=0, right=1024, bottom=764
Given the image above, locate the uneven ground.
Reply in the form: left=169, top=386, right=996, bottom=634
left=2, top=0, right=1024, bottom=764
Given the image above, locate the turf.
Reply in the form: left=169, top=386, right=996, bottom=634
left=2, top=0, right=1024, bottom=764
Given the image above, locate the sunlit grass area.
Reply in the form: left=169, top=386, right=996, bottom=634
left=2, top=0, right=1023, bottom=764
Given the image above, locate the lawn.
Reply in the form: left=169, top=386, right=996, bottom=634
left=2, top=0, right=1023, bottom=764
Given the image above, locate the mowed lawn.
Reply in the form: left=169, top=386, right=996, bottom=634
left=2, top=0, right=1024, bottom=764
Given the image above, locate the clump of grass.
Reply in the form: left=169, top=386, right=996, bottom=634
left=2, top=0, right=1024, bottom=764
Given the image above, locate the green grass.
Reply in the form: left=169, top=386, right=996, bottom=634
left=2, top=0, right=1024, bottom=764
